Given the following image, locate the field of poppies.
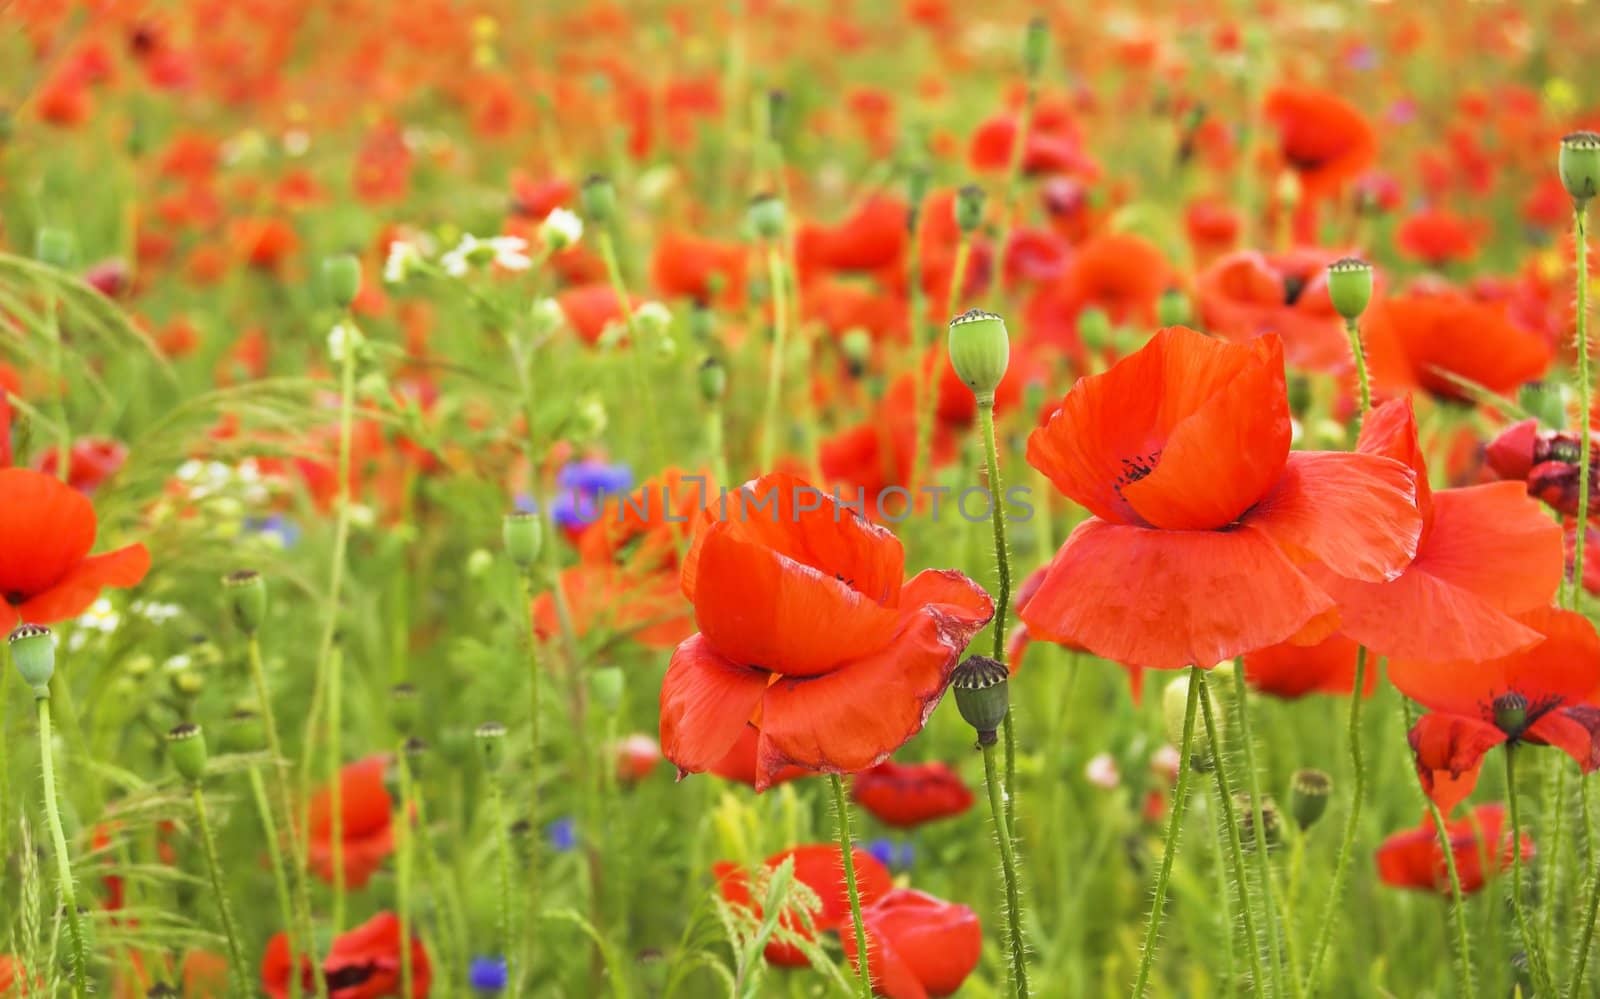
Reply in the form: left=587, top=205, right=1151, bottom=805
left=8, top=1, right=1600, bottom=997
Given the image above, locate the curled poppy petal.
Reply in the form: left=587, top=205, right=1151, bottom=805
left=841, top=889, right=982, bottom=999
left=659, top=635, right=770, bottom=776
left=1527, top=707, right=1600, bottom=774
left=1407, top=713, right=1504, bottom=812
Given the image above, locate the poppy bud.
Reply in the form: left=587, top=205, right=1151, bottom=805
left=1235, top=793, right=1283, bottom=852
left=1326, top=258, right=1374, bottom=321
left=1157, top=288, right=1190, bottom=327
left=404, top=736, right=428, bottom=777
left=1560, top=131, right=1600, bottom=204
left=221, top=708, right=265, bottom=754
left=1078, top=306, right=1112, bottom=351
left=841, top=328, right=873, bottom=377
left=223, top=569, right=268, bottom=634
left=1289, top=768, right=1331, bottom=830
left=171, top=668, right=204, bottom=700
left=322, top=254, right=361, bottom=309
left=502, top=512, right=543, bottom=569
left=1162, top=673, right=1216, bottom=766
left=580, top=174, right=616, bottom=224
left=476, top=721, right=507, bottom=773
left=34, top=227, right=76, bottom=269
left=697, top=355, right=728, bottom=402
left=8, top=624, right=55, bottom=694
left=747, top=193, right=786, bottom=242
left=391, top=683, right=421, bottom=736
left=591, top=666, right=624, bottom=714
left=951, top=655, right=1009, bottom=745
left=1024, top=15, right=1049, bottom=79
left=954, top=184, right=986, bottom=235
left=689, top=303, right=716, bottom=343
left=166, top=723, right=208, bottom=783
left=1493, top=692, right=1529, bottom=736
left=948, top=308, right=1011, bottom=401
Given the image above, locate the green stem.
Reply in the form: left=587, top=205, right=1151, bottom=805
left=412, top=780, right=463, bottom=992
left=913, top=235, right=971, bottom=490
left=329, top=644, right=346, bottom=932
left=829, top=774, right=872, bottom=999
left=1424, top=799, right=1476, bottom=998
left=1572, top=204, right=1591, bottom=608
left=193, top=784, right=251, bottom=991
left=1230, top=664, right=1289, bottom=997
left=1345, top=317, right=1371, bottom=422
left=1197, top=673, right=1265, bottom=996
left=36, top=695, right=88, bottom=995
left=982, top=739, right=1029, bottom=997
left=1542, top=759, right=1566, bottom=965
left=758, top=242, right=790, bottom=471
left=598, top=229, right=666, bottom=475
left=249, top=764, right=299, bottom=999
left=1303, top=647, right=1367, bottom=996
left=979, top=400, right=1021, bottom=847
left=1506, top=748, right=1555, bottom=996
left=45, top=290, right=70, bottom=481
left=397, top=749, right=416, bottom=999
left=1132, top=667, right=1201, bottom=997
left=490, top=775, right=515, bottom=971
left=991, top=84, right=1038, bottom=305
left=1576, top=773, right=1600, bottom=994
left=520, top=570, right=543, bottom=955
left=707, top=402, right=731, bottom=488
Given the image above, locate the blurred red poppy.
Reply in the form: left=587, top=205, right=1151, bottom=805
left=37, top=438, right=129, bottom=494
left=714, top=844, right=894, bottom=967
left=651, top=231, right=747, bottom=306
left=851, top=760, right=974, bottom=828
left=1363, top=289, right=1551, bottom=401
left=1196, top=248, right=1352, bottom=374
left=1263, top=85, right=1376, bottom=200
left=306, top=756, right=394, bottom=889
left=1022, top=327, right=1420, bottom=669
left=261, top=910, right=430, bottom=999
left=1396, top=209, right=1484, bottom=267
left=1243, top=633, right=1378, bottom=700
left=1376, top=803, right=1531, bottom=895
left=839, top=889, right=982, bottom=999
left=659, top=473, right=993, bottom=789
left=0, top=468, right=150, bottom=632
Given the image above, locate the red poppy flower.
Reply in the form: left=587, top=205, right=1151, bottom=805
left=651, top=231, right=747, bottom=306
left=707, top=724, right=811, bottom=789
left=1242, top=633, right=1378, bottom=699
left=1021, top=327, right=1421, bottom=670
left=0, top=468, right=150, bottom=633
left=0, top=955, right=37, bottom=995
left=1396, top=209, right=1485, bottom=267
left=1485, top=418, right=1600, bottom=519
left=556, top=283, right=644, bottom=344
left=1392, top=606, right=1600, bottom=812
left=1263, top=86, right=1377, bottom=201
left=1008, top=565, right=1144, bottom=701
left=306, top=756, right=394, bottom=889
left=839, top=889, right=982, bottom=999
left=968, top=113, right=1095, bottom=177
left=714, top=844, right=894, bottom=967
left=796, top=196, right=908, bottom=278
left=1184, top=198, right=1242, bottom=268
left=1295, top=398, right=1561, bottom=663
left=658, top=473, right=993, bottom=789
left=1196, top=248, right=1353, bottom=374
left=616, top=734, right=663, bottom=783
left=37, top=438, right=129, bottom=494
left=1376, top=803, right=1531, bottom=895
left=1362, top=289, right=1552, bottom=402
left=261, top=910, right=430, bottom=999
left=1022, top=233, right=1170, bottom=359
left=851, top=760, right=974, bottom=828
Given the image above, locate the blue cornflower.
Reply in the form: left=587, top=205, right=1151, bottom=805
left=547, top=816, right=578, bottom=852
left=468, top=955, right=509, bottom=993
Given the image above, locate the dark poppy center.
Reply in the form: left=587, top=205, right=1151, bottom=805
left=323, top=963, right=378, bottom=991
left=1282, top=275, right=1307, bottom=306
left=4, top=591, right=22, bottom=606
left=1286, top=152, right=1328, bottom=173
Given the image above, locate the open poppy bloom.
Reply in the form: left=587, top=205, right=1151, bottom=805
left=1196, top=248, right=1354, bottom=374
left=1021, top=327, right=1421, bottom=670
left=1288, top=398, right=1562, bottom=664
left=0, top=468, right=151, bottom=633
left=261, top=910, right=430, bottom=999
left=1392, top=606, right=1600, bottom=812
left=1008, top=565, right=1144, bottom=701
left=838, top=889, right=983, bottom=999
left=851, top=760, right=974, bottom=828
left=713, top=844, right=894, bottom=967
left=1396, top=208, right=1485, bottom=267
left=306, top=755, right=395, bottom=889
left=1376, top=803, right=1531, bottom=895
left=658, top=473, right=993, bottom=789
left=1362, top=288, right=1552, bottom=402
left=1022, top=233, right=1171, bottom=361
left=707, top=724, right=812, bottom=789
left=1263, top=85, right=1376, bottom=201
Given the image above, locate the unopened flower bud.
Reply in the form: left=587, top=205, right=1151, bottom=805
left=698, top=355, right=727, bottom=402
left=747, top=193, right=786, bottom=241
left=1235, top=793, right=1283, bottom=852
left=476, top=721, right=507, bottom=773
left=581, top=175, right=616, bottom=224
left=391, top=683, right=421, bottom=736
left=223, top=570, right=268, bottom=634
left=167, top=723, right=208, bottom=783
left=323, top=254, right=361, bottom=309
left=9, top=624, right=55, bottom=693
left=955, top=184, right=986, bottom=234
left=1289, top=768, right=1332, bottom=830
left=951, top=655, right=1009, bottom=745
left=34, top=227, right=76, bottom=269
left=1327, top=258, right=1374, bottom=321
left=1560, top=131, right=1600, bottom=204
left=1163, top=673, right=1215, bottom=765
left=841, top=328, right=873, bottom=377
left=948, top=308, right=1010, bottom=401
left=1157, top=288, right=1190, bottom=327
left=502, top=512, right=543, bottom=569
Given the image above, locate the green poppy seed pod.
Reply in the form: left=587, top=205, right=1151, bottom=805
left=1024, top=16, right=1049, bottom=79
left=167, top=723, right=209, bottom=783
left=223, top=569, right=267, bottom=634
left=1326, top=258, right=1374, bottom=321
left=951, top=655, right=1009, bottom=745
left=8, top=624, right=55, bottom=694
left=1560, top=131, right=1600, bottom=204
left=948, top=308, right=1011, bottom=401
left=1078, top=306, right=1112, bottom=351
left=689, top=303, right=716, bottom=343
left=391, top=683, right=421, bottom=736
left=1494, top=692, right=1529, bottom=736
left=33, top=227, right=76, bottom=269
left=1289, top=768, right=1332, bottom=831
left=591, top=667, right=625, bottom=714
left=171, top=669, right=204, bottom=700
left=323, top=254, right=362, bottom=309
left=403, top=736, right=428, bottom=778
left=747, top=193, right=786, bottom=241
left=580, top=174, right=616, bottom=224
left=476, top=721, right=507, bottom=773
left=841, top=328, right=873, bottom=377
left=1157, top=288, right=1190, bottom=328
left=698, top=355, right=728, bottom=402
left=1235, top=794, right=1283, bottom=852
left=1162, top=673, right=1215, bottom=765
left=221, top=709, right=265, bottom=754
left=502, top=512, right=543, bottom=569
left=954, top=184, right=986, bottom=235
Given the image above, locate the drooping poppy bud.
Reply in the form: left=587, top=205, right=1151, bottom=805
left=951, top=655, right=1009, bottom=745
left=502, top=512, right=543, bottom=570
left=1235, top=793, right=1283, bottom=851
left=476, top=721, right=507, bottom=773
left=167, top=723, right=209, bottom=783
left=947, top=308, right=1010, bottom=400
left=322, top=254, right=362, bottom=309
left=1560, top=131, right=1600, bottom=204
left=223, top=569, right=267, bottom=634
left=698, top=355, right=728, bottom=402
left=581, top=174, right=617, bottom=224
left=954, top=184, right=986, bottom=235
left=8, top=624, right=55, bottom=694
left=1289, top=768, right=1331, bottom=830
left=1326, top=257, right=1374, bottom=321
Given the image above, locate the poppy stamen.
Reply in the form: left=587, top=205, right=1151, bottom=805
left=1282, top=275, right=1307, bottom=306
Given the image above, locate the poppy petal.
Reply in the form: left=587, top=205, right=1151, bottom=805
left=0, top=468, right=97, bottom=597
left=658, top=635, right=770, bottom=775
left=1528, top=707, right=1600, bottom=774
left=1407, top=713, right=1504, bottom=812
left=1249, top=451, right=1421, bottom=581
left=14, top=543, right=150, bottom=625
left=1390, top=606, right=1600, bottom=715
left=1413, top=483, right=1562, bottom=614
left=1019, top=518, right=1336, bottom=670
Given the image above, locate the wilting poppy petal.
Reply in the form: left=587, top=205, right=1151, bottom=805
left=659, top=635, right=770, bottom=775
left=1021, top=518, right=1336, bottom=670
left=1527, top=707, right=1600, bottom=774
left=1407, top=713, right=1505, bottom=812
left=1249, top=451, right=1420, bottom=582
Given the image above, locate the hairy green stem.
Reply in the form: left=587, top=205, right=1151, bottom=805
left=1198, top=673, right=1265, bottom=995
left=249, top=764, right=299, bottom=999
left=1132, top=667, right=1201, bottom=997
left=979, top=399, right=1021, bottom=849
left=36, top=695, right=88, bottom=996
left=983, top=739, right=1029, bottom=997
left=490, top=774, right=515, bottom=972
left=830, top=774, right=873, bottom=999
left=759, top=242, right=790, bottom=471
left=1572, top=205, right=1591, bottom=607
left=1345, top=316, right=1371, bottom=422
left=329, top=644, right=346, bottom=932
left=192, top=784, right=251, bottom=991
left=1230, top=664, right=1289, bottom=996
left=1303, top=647, right=1367, bottom=995
left=397, top=749, right=416, bottom=999
left=1505, top=748, right=1554, bottom=996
